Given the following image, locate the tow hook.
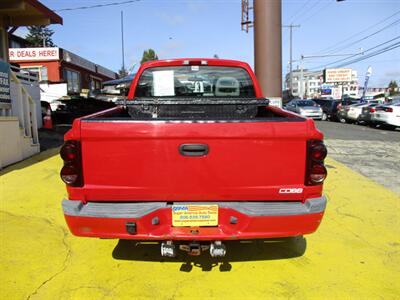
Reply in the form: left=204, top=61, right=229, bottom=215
left=161, top=241, right=176, bottom=257
left=179, top=241, right=209, bottom=256
left=210, top=241, right=226, bottom=257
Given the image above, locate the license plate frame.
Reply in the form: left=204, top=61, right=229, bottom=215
left=172, top=204, right=218, bottom=227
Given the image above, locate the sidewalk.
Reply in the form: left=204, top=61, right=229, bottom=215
left=1, top=152, right=399, bottom=299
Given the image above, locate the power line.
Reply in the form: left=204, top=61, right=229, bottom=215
left=311, top=36, right=400, bottom=69
left=296, top=0, right=330, bottom=25
left=55, top=0, right=141, bottom=12
left=323, top=18, right=400, bottom=55
left=313, top=9, right=400, bottom=54
left=335, top=42, right=400, bottom=68
left=286, top=0, right=312, bottom=24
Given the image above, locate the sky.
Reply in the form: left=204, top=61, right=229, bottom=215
left=16, top=0, right=400, bottom=87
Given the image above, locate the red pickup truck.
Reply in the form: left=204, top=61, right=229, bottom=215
left=61, top=58, right=327, bottom=257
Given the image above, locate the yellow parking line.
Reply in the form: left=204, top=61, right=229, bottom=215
left=1, top=151, right=399, bottom=299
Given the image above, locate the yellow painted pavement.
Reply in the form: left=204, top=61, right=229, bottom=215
left=1, top=149, right=399, bottom=299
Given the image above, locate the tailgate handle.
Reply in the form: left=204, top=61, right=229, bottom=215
left=179, top=144, right=209, bottom=156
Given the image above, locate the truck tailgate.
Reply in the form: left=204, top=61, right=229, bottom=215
left=78, top=120, right=311, bottom=201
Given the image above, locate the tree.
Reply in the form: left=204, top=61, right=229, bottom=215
left=140, top=49, right=158, bottom=64
left=25, top=26, right=55, bottom=47
left=118, top=66, right=128, bottom=78
left=388, top=80, right=398, bottom=96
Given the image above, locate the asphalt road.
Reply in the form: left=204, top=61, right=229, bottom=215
left=315, top=120, right=400, bottom=194
left=316, top=120, right=400, bottom=141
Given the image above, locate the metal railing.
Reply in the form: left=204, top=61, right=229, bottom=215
left=9, top=69, right=39, bottom=144
left=10, top=65, right=39, bottom=84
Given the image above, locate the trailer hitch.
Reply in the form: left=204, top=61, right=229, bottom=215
left=179, top=241, right=209, bottom=256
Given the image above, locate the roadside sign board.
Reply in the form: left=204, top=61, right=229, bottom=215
left=324, top=68, right=352, bottom=83
left=0, top=60, right=11, bottom=103
left=9, top=47, right=59, bottom=61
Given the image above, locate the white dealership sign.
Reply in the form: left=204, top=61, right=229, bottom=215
left=324, top=68, right=352, bottom=83
left=9, top=47, right=59, bottom=61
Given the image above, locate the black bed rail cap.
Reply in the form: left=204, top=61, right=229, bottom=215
left=116, top=97, right=270, bottom=106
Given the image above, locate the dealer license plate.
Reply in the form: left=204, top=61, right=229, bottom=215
left=172, top=205, right=218, bottom=227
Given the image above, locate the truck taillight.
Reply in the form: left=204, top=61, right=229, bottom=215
left=60, top=140, right=83, bottom=187
left=306, top=140, right=327, bottom=186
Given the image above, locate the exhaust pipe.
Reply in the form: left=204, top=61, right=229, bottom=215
left=161, top=241, right=176, bottom=257
left=210, top=241, right=226, bottom=257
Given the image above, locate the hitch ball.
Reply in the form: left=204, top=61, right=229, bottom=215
left=210, top=241, right=226, bottom=257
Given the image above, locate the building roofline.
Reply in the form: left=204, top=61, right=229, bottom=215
left=25, top=0, right=63, bottom=25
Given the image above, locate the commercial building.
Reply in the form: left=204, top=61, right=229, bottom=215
left=1, top=0, right=63, bottom=168
left=285, top=68, right=359, bottom=99
left=9, top=43, right=118, bottom=101
left=285, top=69, right=323, bottom=98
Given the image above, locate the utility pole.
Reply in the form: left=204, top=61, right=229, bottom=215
left=254, top=0, right=282, bottom=99
left=283, top=24, right=300, bottom=96
left=300, top=55, right=304, bottom=99
left=121, top=11, right=125, bottom=74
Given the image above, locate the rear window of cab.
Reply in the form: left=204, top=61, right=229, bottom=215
left=135, top=66, right=255, bottom=98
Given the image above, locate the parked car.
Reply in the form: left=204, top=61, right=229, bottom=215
left=312, top=98, right=340, bottom=121
left=52, top=97, right=116, bottom=125
left=358, top=103, right=380, bottom=125
left=60, top=58, right=328, bottom=258
left=285, top=99, right=323, bottom=119
left=346, top=101, right=381, bottom=123
left=336, top=98, right=360, bottom=123
left=372, top=102, right=400, bottom=128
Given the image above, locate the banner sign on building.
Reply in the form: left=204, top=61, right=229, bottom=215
left=9, top=47, right=59, bottom=61
left=324, top=68, right=352, bottom=83
left=0, top=60, right=11, bottom=103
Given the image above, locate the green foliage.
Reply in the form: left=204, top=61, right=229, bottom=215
left=388, top=80, right=398, bottom=96
left=140, top=49, right=158, bottom=64
left=118, top=66, right=128, bottom=78
left=25, top=26, right=55, bottom=47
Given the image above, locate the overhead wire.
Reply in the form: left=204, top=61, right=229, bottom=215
left=335, top=42, right=400, bottom=68
left=55, top=0, right=141, bottom=12
left=309, top=37, right=400, bottom=70
left=296, top=0, right=332, bottom=25
left=286, top=0, right=313, bottom=24
left=322, top=18, right=400, bottom=55
left=313, top=9, right=400, bottom=55
left=311, top=35, right=400, bottom=70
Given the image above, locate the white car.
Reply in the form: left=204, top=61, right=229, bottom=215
left=346, top=101, right=380, bottom=122
left=372, top=102, right=400, bottom=128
